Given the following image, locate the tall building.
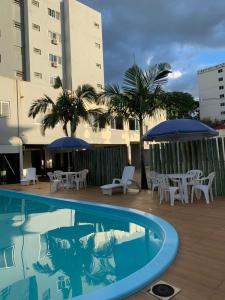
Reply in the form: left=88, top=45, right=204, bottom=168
left=0, top=0, right=104, bottom=90
left=198, top=63, right=225, bottom=121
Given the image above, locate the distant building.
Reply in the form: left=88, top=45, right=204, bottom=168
left=198, top=63, right=225, bottom=121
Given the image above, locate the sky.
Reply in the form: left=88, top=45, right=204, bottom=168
left=80, top=0, right=225, bottom=98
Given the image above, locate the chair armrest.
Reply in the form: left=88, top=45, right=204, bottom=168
left=112, top=178, right=121, bottom=184
left=194, top=177, right=209, bottom=184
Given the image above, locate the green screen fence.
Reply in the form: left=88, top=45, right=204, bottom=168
left=72, top=145, right=128, bottom=186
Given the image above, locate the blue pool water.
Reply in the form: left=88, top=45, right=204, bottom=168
left=0, top=190, right=178, bottom=300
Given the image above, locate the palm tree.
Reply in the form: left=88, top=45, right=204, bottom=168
left=28, top=77, right=102, bottom=137
left=97, top=63, right=171, bottom=189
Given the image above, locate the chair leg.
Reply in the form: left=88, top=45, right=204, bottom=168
left=210, top=188, right=213, bottom=202
left=169, top=189, right=175, bottom=206
left=203, top=189, right=210, bottom=204
left=191, top=187, right=195, bottom=203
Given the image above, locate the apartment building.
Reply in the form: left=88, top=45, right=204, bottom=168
left=0, top=0, right=104, bottom=90
left=198, top=63, right=225, bottom=121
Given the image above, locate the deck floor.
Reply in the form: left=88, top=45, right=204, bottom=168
left=1, top=181, right=225, bottom=300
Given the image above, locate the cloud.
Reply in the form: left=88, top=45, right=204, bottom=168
left=168, top=71, right=183, bottom=80
left=79, top=0, right=225, bottom=97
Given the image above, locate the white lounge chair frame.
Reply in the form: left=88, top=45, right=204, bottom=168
left=20, top=168, right=38, bottom=185
left=100, top=166, right=140, bottom=196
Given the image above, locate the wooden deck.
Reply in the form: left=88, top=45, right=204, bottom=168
left=1, top=182, right=225, bottom=300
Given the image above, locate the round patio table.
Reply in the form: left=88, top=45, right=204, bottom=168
left=166, top=173, right=193, bottom=204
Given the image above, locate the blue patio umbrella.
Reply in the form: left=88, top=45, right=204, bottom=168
left=142, top=119, right=218, bottom=142
left=47, top=137, right=91, bottom=150
left=142, top=119, right=218, bottom=172
left=47, top=137, right=91, bottom=171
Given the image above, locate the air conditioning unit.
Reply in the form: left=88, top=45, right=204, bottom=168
left=51, top=38, right=58, bottom=45
left=51, top=62, right=58, bottom=68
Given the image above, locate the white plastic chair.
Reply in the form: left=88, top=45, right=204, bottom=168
left=191, top=172, right=215, bottom=204
left=100, top=166, right=140, bottom=196
left=158, top=175, right=183, bottom=206
left=186, top=170, right=203, bottom=185
left=47, top=172, right=61, bottom=192
left=20, top=168, right=38, bottom=185
left=79, top=169, right=89, bottom=189
left=148, top=171, right=159, bottom=195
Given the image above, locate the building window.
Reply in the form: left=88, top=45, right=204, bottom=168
left=14, top=21, right=21, bottom=30
left=219, top=86, right=224, bottom=90
left=32, top=23, right=40, bottom=31
left=0, top=246, right=15, bottom=268
left=48, top=8, right=60, bottom=20
left=48, top=31, right=61, bottom=44
left=13, top=0, right=21, bottom=5
left=32, top=0, right=39, bottom=7
left=95, top=42, right=101, bottom=49
left=33, top=47, right=41, bottom=55
left=220, top=94, right=225, bottom=99
left=97, top=83, right=103, bottom=89
left=49, top=54, right=61, bottom=67
left=34, top=72, right=42, bottom=79
left=111, top=117, right=124, bottom=130
left=50, top=77, right=57, bottom=86
left=96, top=63, right=101, bottom=69
left=218, top=69, right=223, bottom=73
left=220, top=102, right=225, bottom=107
left=15, top=70, right=23, bottom=79
left=218, top=77, right=223, bottom=82
left=94, top=22, right=100, bottom=28
left=42, top=288, right=50, bottom=300
left=129, top=118, right=139, bottom=131
left=221, top=111, right=225, bottom=115
left=0, top=101, right=10, bottom=118
left=57, top=276, right=70, bottom=291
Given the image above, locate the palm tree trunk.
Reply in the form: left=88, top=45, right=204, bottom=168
left=139, top=119, right=148, bottom=189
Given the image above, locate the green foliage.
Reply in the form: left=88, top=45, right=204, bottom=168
left=97, top=63, right=171, bottom=188
left=159, top=91, right=199, bottom=119
left=28, top=80, right=101, bottom=137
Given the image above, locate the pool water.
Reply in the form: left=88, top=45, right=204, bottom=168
left=0, top=190, right=178, bottom=300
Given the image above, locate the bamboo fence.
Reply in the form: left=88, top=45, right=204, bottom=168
left=149, top=138, right=225, bottom=196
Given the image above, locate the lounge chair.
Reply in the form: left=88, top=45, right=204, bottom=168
left=20, top=168, right=38, bottom=185
left=100, top=166, right=140, bottom=196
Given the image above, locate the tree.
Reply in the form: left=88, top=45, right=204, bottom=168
left=28, top=77, right=102, bottom=137
left=160, top=91, right=199, bottom=120
left=96, top=63, right=171, bottom=189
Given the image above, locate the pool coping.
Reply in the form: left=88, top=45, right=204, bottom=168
left=0, top=189, right=179, bottom=300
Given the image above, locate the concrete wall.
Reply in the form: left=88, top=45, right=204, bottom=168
left=0, top=0, right=23, bottom=79
left=63, top=0, right=104, bottom=91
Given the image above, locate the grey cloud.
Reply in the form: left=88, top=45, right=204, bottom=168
left=79, top=0, right=225, bottom=96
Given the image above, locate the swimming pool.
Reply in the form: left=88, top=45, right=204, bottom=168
left=0, top=189, right=179, bottom=300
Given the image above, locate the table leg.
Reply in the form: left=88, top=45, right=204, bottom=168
left=182, top=177, right=189, bottom=204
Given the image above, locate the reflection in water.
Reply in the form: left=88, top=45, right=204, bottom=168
left=0, top=194, right=163, bottom=300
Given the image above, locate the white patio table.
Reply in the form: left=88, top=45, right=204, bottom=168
left=59, top=171, right=79, bottom=189
left=165, top=173, right=193, bottom=204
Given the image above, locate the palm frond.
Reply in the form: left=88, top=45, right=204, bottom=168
left=28, top=95, right=55, bottom=118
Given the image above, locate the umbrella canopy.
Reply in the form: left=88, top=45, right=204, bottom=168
left=142, top=119, right=218, bottom=142
left=47, top=137, right=91, bottom=150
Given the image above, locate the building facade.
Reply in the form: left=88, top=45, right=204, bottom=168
left=0, top=0, right=164, bottom=183
left=0, top=0, right=104, bottom=91
left=198, top=63, right=225, bottom=121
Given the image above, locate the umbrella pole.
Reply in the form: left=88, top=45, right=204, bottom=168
left=177, top=141, right=180, bottom=173
left=68, top=152, right=70, bottom=171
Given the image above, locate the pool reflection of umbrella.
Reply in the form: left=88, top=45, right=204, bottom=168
left=142, top=119, right=218, bottom=172
left=47, top=137, right=91, bottom=171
